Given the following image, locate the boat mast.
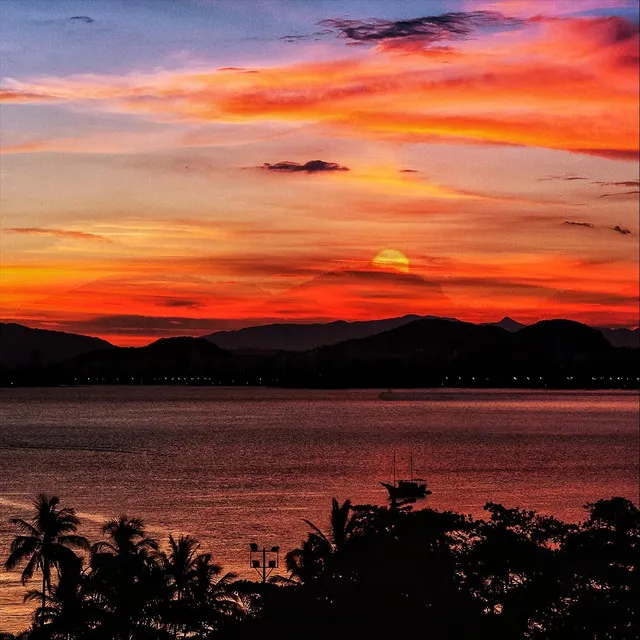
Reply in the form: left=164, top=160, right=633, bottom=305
left=410, top=453, right=413, bottom=481
left=393, top=450, right=396, bottom=487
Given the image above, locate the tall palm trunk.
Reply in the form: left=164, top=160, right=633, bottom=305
left=41, top=568, right=46, bottom=625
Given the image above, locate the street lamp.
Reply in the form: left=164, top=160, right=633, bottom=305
left=249, top=543, right=280, bottom=583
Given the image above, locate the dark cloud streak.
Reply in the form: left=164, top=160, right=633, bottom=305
left=318, top=11, right=522, bottom=45
left=261, top=160, right=349, bottom=173
left=564, top=221, right=595, bottom=229
left=539, top=175, right=588, bottom=181
left=69, top=16, right=95, bottom=24
left=598, top=190, right=640, bottom=198
left=155, top=298, right=201, bottom=309
left=611, top=226, right=632, bottom=235
left=593, top=180, right=639, bottom=188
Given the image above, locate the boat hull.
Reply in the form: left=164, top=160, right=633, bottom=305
left=381, top=481, right=431, bottom=500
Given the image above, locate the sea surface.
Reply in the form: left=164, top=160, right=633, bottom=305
left=0, top=387, right=638, bottom=631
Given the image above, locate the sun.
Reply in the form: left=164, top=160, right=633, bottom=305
left=372, top=249, right=410, bottom=273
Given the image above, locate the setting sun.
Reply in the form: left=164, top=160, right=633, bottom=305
left=372, top=249, right=410, bottom=274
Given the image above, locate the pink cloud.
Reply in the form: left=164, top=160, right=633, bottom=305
left=2, top=15, right=637, bottom=159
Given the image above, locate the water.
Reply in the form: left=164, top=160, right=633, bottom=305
left=0, top=387, right=638, bottom=631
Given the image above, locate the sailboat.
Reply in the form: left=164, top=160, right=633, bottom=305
left=381, top=451, right=431, bottom=500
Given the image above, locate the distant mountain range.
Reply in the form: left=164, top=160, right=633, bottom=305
left=285, top=318, right=622, bottom=388
left=598, top=327, right=640, bottom=349
left=1, top=317, right=637, bottom=388
left=204, top=314, right=456, bottom=352
left=204, top=315, right=637, bottom=351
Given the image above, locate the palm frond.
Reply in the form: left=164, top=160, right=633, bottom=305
left=214, top=571, right=238, bottom=587
left=8, top=518, right=40, bottom=537
left=270, top=574, right=299, bottom=585
left=58, top=534, right=90, bottom=550
left=23, top=589, right=51, bottom=604
left=21, top=553, right=39, bottom=585
left=139, top=537, right=160, bottom=551
left=4, top=537, right=38, bottom=571
left=302, top=519, right=331, bottom=546
left=91, top=541, right=117, bottom=555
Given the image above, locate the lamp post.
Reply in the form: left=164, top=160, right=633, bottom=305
left=249, top=543, right=280, bottom=583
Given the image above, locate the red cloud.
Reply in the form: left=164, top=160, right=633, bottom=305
left=2, top=15, right=637, bottom=159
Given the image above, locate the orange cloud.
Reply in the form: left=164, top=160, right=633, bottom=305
left=7, top=228, right=113, bottom=243
left=0, top=89, right=61, bottom=103
left=2, top=249, right=637, bottom=345
left=2, top=16, right=637, bottom=159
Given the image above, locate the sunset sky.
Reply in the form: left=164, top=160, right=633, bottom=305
left=1, top=0, right=638, bottom=345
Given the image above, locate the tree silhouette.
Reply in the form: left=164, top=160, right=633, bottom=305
left=155, top=534, right=239, bottom=637
left=285, top=498, right=352, bottom=584
left=3, top=494, right=638, bottom=639
left=22, top=557, right=99, bottom=639
left=4, top=494, right=88, bottom=625
left=89, top=516, right=162, bottom=638
left=550, top=497, right=640, bottom=638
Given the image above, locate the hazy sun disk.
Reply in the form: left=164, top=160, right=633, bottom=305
left=372, top=249, right=410, bottom=273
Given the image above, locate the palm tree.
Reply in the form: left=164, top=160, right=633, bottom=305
left=92, top=516, right=159, bottom=562
left=23, top=555, right=96, bottom=637
left=90, top=516, right=160, bottom=638
left=157, top=536, right=239, bottom=637
left=4, top=494, right=88, bottom=622
left=158, top=535, right=201, bottom=602
left=304, top=498, right=353, bottom=553
left=190, top=552, right=240, bottom=632
left=285, top=498, right=352, bottom=584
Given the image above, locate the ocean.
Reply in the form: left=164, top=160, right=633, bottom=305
left=0, top=387, right=638, bottom=631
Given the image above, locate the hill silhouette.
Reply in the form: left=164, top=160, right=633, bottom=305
left=0, top=322, right=113, bottom=369
left=55, top=336, right=237, bottom=381
left=280, top=318, right=634, bottom=388
left=599, top=326, right=640, bottom=348
left=483, top=316, right=526, bottom=332
left=205, top=314, right=454, bottom=351
left=206, top=314, right=636, bottom=352
left=1, top=318, right=637, bottom=388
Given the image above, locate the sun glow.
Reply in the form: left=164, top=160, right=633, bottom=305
left=372, top=249, right=410, bottom=274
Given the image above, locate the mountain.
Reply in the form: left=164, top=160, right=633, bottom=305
left=509, top=319, right=613, bottom=365
left=205, top=314, right=457, bottom=351
left=459, top=316, right=635, bottom=347
left=280, top=318, right=633, bottom=387
left=2, top=318, right=636, bottom=388
left=484, top=317, right=527, bottom=332
left=0, top=322, right=113, bottom=369
left=598, top=327, right=640, bottom=348
left=53, top=336, right=237, bottom=381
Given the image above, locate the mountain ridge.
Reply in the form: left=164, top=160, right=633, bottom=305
left=3, top=317, right=636, bottom=389
left=204, top=315, right=637, bottom=351
left=1, top=316, right=637, bottom=376
left=0, top=322, right=114, bottom=369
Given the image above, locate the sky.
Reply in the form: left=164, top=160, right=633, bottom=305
left=1, top=0, right=638, bottom=346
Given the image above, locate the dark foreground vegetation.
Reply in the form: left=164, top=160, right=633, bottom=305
left=2, top=494, right=638, bottom=639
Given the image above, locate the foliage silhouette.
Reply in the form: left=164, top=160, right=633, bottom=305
left=3, top=494, right=638, bottom=639
left=4, top=494, right=88, bottom=626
